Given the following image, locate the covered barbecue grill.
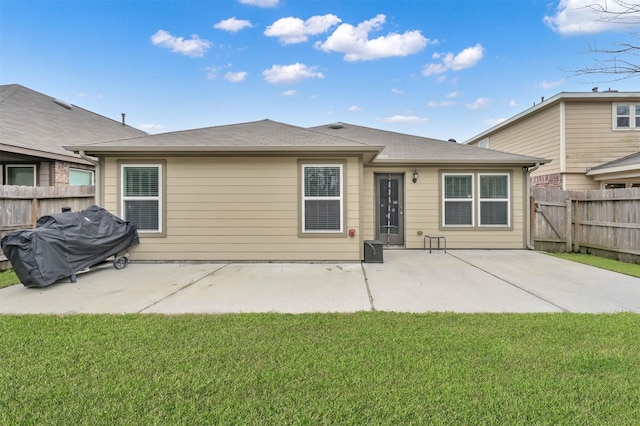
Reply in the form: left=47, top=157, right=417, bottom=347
left=1, top=205, right=139, bottom=288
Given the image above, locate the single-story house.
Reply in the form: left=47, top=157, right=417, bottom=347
left=66, top=119, right=548, bottom=262
left=0, top=84, right=146, bottom=186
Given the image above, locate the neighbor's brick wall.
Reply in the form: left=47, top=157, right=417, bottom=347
left=52, top=161, right=70, bottom=186
left=50, top=161, right=94, bottom=186
left=531, top=173, right=563, bottom=189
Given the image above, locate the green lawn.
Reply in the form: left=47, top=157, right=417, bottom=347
left=0, top=269, right=19, bottom=289
left=2, top=313, right=639, bottom=424
left=549, top=252, right=640, bottom=278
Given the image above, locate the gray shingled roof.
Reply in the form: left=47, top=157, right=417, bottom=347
left=309, top=122, right=548, bottom=165
left=1, top=84, right=146, bottom=162
left=587, top=151, right=640, bottom=173
left=69, top=119, right=376, bottom=149
left=66, top=118, right=546, bottom=166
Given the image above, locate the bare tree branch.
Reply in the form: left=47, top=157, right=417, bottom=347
left=571, top=1, right=640, bottom=81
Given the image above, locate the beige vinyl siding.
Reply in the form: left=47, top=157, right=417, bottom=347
left=483, top=105, right=561, bottom=177
left=362, top=166, right=527, bottom=249
left=103, top=156, right=362, bottom=261
left=565, top=101, right=640, bottom=174
left=564, top=173, right=601, bottom=190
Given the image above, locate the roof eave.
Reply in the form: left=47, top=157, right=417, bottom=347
left=65, top=144, right=384, bottom=161
left=370, top=158, right=550, bottom=167
left=1, top=143, right=94, bottom=165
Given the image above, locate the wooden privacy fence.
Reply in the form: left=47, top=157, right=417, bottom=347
left=0, top=185, right=95, bottom=268
left=532, top=187, right=640, bottom=264
left=0, top=184, right=95, bottom=241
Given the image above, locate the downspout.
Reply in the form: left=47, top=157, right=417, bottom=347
left=524, top=163, right=541, bottom=250
left=78, top=150, right=101, bottom=207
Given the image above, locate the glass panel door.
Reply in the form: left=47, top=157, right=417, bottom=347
left=375, top=173, right=405, bottom=245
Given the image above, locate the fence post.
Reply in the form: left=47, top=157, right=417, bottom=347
left=530, top=195, right=536, bottom=249
left=30, top=198, right=38, bottom=229
left=565, top=198, right=572, bottom=252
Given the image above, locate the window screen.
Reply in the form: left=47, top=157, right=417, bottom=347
left=122, top=165, right=161, bottom=232
left=443, top=174, right=473, bottom=226
left=302, top=165, right=342, bottom=232
left=479, top=174, right=509, bottom=226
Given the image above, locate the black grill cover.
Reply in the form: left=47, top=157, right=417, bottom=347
left=1, top=205, right=139, bottom=288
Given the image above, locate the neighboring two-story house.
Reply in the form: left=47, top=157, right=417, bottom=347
left=0, top=84, right=146, bottom=187
left=464, top=91, right=640, bottom=190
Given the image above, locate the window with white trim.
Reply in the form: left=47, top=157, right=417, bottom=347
left=614, top=104, right=640, bottom=129
left=121, top=164, right=162, bottom=232
left=6, top=165, right=36, bottom=186
left=69, top=169, right=94, bottom=186
left=442, top=172, right=511, bottom=228
left=443, top=174, right=474, bottom=226
left=479, top=173, right=510, bottom=226
left=302, top=164, right=343, bottom=233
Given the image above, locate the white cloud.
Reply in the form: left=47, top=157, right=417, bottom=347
left=238, top=0, right=279, bottom=7
left=281, top=90, right=297, bottom=96
left=391, top=88, right=404, bottom=95
left=509, top=100, right=519, bottom=107
left=262, top=63, right=324, bottom=84
left=315, top=14, right=431, bottom=61
left=214, top=17, right=253, bottom=33
left=265, top=15, right=341, bottom=44
left=77, top=92, right=103, bottom=99
left=422, top=44, right=484, bottom=76
left=484, top=118, right=507, bottom=126
left=138, top=124, right=166, bottom=134
left=225, top=71, right=248, bottom=82
left=540, top=78, right=566, bottom=89
left=348, top=105, right=361, bottom=111
left=465, top=97, right=492, bottom=110
left=151, top=30, right=211, bottom=57
left=428, top=100, right=455, bottom=107
left=447, top=91, right=463, bottom=99
left=206, top=67, right=219, bottom=79
left=543, top=0, right=640, bottom=35
left=377, top=115, right=430, bottom=123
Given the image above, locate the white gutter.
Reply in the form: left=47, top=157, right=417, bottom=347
left=524, top=163, right=541, bottom=250
left=78, top=150, right=101, bottom=206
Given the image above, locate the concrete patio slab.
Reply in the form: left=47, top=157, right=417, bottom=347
left=143, top=262, right=370, bottom=314
left=363, top=250, right=562, bottom=313
left=0, top=250, right=638, bottom=314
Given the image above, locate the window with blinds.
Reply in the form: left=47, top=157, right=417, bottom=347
left=443, top=174, right=474, bottom=226
left=479, top=174, right=510, bottom=226
left=302, top=165, right=343, bottom=232
left=121, top=165, right=161, bottom=232
left=442, top=172, right=511, bottom=228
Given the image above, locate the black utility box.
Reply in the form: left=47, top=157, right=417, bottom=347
left=364, top=240, right=384, bottom=263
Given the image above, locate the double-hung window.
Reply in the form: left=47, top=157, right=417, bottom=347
left=614, top=104, right=640, bottom=129
left=302, top=164, right=343, bottom=233
left=479, top=174, right=510, bottom=226
left=121, top=164, right=162, bottom=233
left=443, top=174, right=474, bottom=226
left=442, top=172, right=511, bottom=227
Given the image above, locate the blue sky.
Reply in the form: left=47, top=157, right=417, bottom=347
left=1, top=0, right=638, bottom=142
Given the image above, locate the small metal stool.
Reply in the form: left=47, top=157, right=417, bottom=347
left=423, top=235, right=446, bottom=253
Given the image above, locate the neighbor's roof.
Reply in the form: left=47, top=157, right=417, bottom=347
left=65, top=119, right=385, bottom=162
left=587, top=151, right=640, bottom=176
left=309, top=122, right=548, bottom=166
left=0, top=84, right=146, bottom=164
left=464, top=91, right=640, bottom=145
